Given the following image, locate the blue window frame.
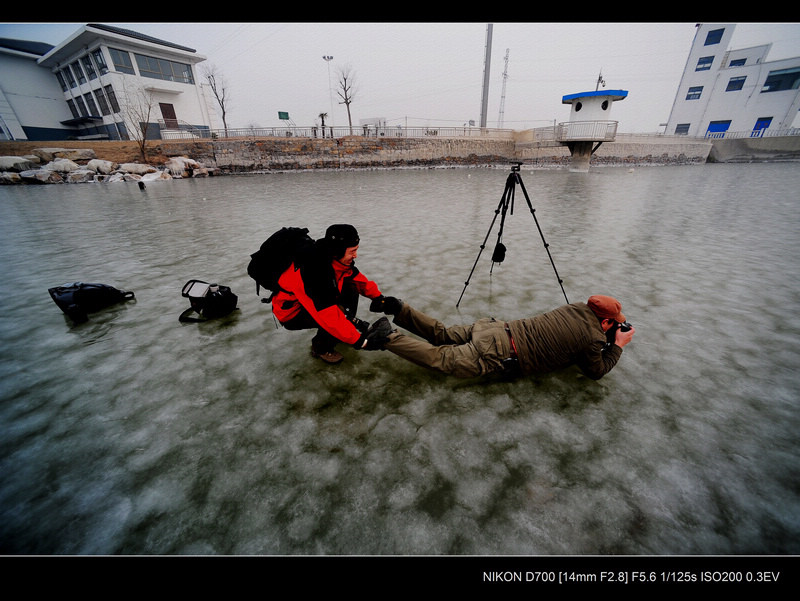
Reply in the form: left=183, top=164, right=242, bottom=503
left=751, top=117, right=772, bottom=137
left=726, top=76, right=746, bottom=91
left=705, top=28, right=724, bottom=46
left=686, top=86, right=703, bottom=100
left=705, top=120, right=731, bottom=138
left=696, top=56, right=714, bottom=71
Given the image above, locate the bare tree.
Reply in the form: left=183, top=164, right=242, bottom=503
left=336, top=65, right=357, bottom=135
left=203, top=64, right=230, bottom=136
left=120, top=82, right=156, bottom=162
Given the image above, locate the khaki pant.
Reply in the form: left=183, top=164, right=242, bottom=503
left=384, top=304, right=514, bottom=378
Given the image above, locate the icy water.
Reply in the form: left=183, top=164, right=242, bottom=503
left=0, top=163, right=798, bottom=556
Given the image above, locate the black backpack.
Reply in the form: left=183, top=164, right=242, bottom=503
left=247, top=227, right=315, bottom=302
left=180, top=280, right=238, bottom=322
left=49, top=282, right=135, bottom=324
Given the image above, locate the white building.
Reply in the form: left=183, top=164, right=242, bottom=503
left=666, top=23, right=800, bottom=138
left=0, top=38, right=69, bottom=140
left=1, top=23, right=214, bottom=141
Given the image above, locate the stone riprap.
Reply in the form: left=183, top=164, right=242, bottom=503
left=0, top=147, right=209, bottom=185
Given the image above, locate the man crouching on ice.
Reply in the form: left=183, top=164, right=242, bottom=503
left=272, top=224, right=395, bottom=364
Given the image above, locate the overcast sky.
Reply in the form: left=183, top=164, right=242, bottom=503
left=2, top=22, right=799, bottom=133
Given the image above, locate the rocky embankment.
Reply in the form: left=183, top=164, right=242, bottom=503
left=0, top=147, right=212, bottom=185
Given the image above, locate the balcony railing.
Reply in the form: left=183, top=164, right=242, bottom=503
left=555, top=120, right=619, bottom=142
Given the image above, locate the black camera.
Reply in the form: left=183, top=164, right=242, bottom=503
left=604, top=320, right=633, bottom=350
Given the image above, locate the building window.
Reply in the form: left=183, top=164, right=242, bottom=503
left=104, top=85, right=120, bottom=112
left=66, top=98, right=79, bottom=119
left=704, top=28, right=724, bottom=46
left=63, top=67, right=76, bottom=88
left=71, top=61, right=86, bottom=85
left=109, top=48, right=135, bottom=74
left=134, top=54, right=195, bottom=84
left=686, top=86, right=703, bottom=100
left=761, top=67, right=800, bottom=93
left=726, top=76, right=746, bottom=91
left=674, top=124, right=690, bottom=135
left=729, top=58, right=746, bottom=67
left=94, top=88, right=111, bottom=115
left=75, top=95, right=88, bottom=118
left=56, top=71, right=68, bottom=92
left=696, top=56, right=714, bottom=71
left=705, top=120, right=731, bottom=138
left=83, top=93, right=99, bottom=116
left=82, top=55, right=97, bottom=80
left=91, top=49, right=108, bottom=74
left=751, top=117, right=772, bottom=137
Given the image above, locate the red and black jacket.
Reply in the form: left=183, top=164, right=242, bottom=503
left=271, top=246, right=381, bottom=346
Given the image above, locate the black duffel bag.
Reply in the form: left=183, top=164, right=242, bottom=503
left=49, top=282, right=135, bottom=324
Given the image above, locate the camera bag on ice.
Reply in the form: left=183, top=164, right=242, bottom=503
left=180, top=280, right=238, bottom=322
left=247, top=227, right=315, bottom=302
left=48, top=282, right=135, bottom=324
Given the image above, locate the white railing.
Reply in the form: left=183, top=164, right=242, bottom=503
left=157, top=122, right=516, bottom=141
left=556, top=120, right=618, bottom=142
left=705, top=127, right=800, bottom=139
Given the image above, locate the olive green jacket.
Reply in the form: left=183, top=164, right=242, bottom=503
left=507, top=302, right=622, bottom=380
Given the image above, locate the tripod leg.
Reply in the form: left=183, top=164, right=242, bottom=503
left=515, top=173, right=570, bottom=304
left=490, top=176, right=514, bottom=272
left=456, top=175, right=514, bottom=307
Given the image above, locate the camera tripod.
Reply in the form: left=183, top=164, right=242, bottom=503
left=456, top=162, right=569, bottom=307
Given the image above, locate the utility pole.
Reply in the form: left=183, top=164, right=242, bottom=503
left=323, top=55, right=334, bottom=127
left=479, top=23, right=493, bottom=129
left=498, top=49, right=509, bottom=128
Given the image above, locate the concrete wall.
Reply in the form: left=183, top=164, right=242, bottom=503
left=515, top=133, right=713, bottom=166
left=161, top=134, right=713, bottom=172
left=166, top=136, right=518, bottom=171
left=3, top=132, right=768, bottom=172
left=707, top=135, right=800, bottom=162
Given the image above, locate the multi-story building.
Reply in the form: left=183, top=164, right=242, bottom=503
left=665, top=23, right=800, bottom=138
left=0, top=37, right=67, bottom=140
left=1, top=23, right=214, bottom=141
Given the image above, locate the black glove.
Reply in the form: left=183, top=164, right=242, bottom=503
left=369, top=295, right=402, bottom=315
left=362, top=316, right=394, bottom=350
left=351, top=317, right=370, bottom=334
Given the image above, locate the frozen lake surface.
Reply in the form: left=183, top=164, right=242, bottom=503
left=0, top=163, right=798, bottom=555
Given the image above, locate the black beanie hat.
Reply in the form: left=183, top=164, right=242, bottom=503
left=324, top=224, right=360, bottom=258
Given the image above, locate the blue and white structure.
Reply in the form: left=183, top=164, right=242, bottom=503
left=557, top=88, right=628, bottom=171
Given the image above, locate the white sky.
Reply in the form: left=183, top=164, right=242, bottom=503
left=2, top=22, right=799, bottom=133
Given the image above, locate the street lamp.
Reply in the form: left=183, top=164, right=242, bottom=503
left=322, top=55, right=334, bottom=128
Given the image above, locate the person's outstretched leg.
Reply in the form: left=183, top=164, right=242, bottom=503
left=392, top=303, right=472, bottom=345
left=384, top=303, right=509, bottom=378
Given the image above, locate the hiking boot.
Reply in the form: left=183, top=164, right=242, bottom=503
left=310, top=349, right=344, bottom=364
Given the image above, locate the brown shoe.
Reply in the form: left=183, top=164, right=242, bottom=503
left=311, top=349, right=344, bottom=364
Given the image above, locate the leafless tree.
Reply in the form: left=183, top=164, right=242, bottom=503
left=203, top=64, right=230, bottom=136
left=120, top=81, right=156, bottom=162
left=336, top=65, right=357, bottom=135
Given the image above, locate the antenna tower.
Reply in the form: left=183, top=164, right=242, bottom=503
left=498, top=49, right=510, bottom=128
